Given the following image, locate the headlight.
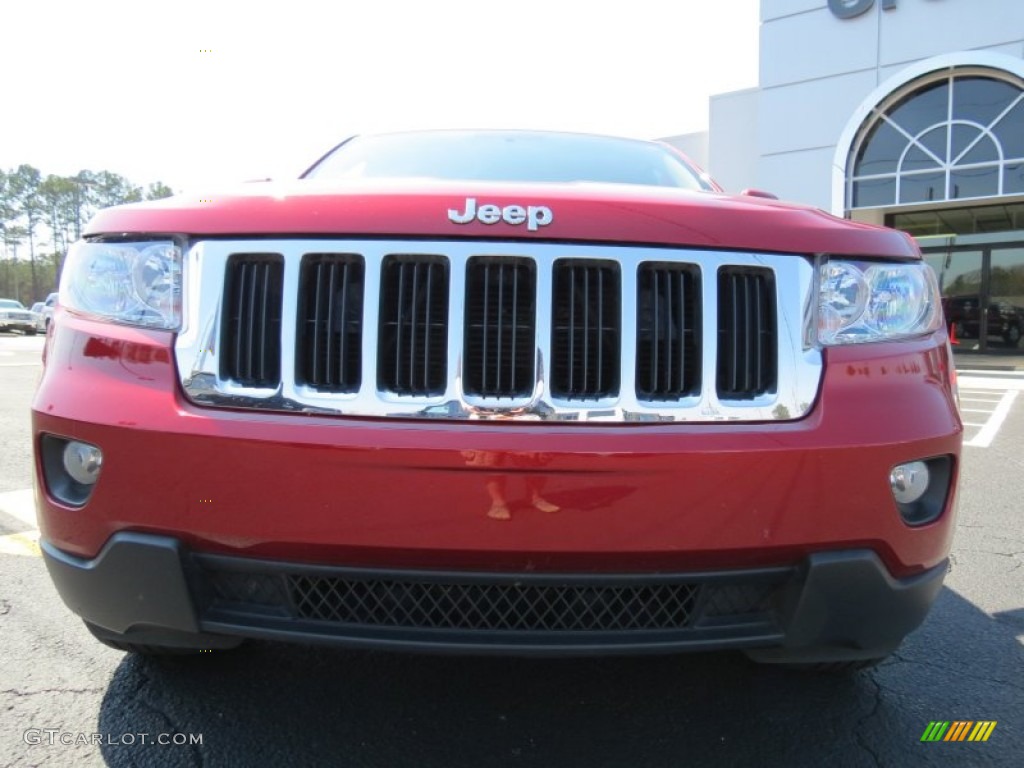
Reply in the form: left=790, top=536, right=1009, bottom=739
left=61, top=241, right=183, bottom=330
left=818, top=259, right=942, bottom=345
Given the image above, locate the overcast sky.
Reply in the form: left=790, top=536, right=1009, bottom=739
left=0, top=0, right=760, bottom=192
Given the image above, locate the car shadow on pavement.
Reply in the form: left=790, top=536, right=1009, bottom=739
left=95, top=585, right=1022, bottom=768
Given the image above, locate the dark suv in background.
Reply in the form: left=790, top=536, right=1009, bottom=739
left=942, top=295, right=1023, bottom=347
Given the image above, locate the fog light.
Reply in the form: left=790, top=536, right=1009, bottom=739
left=890, top=461, right=929, bottom=505
left=62, top=441, right=103, bottom=485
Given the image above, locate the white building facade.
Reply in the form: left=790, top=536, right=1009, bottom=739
left=668, top=0, right=1024, bottom=354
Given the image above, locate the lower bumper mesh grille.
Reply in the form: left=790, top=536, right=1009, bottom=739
left=288, top=576, right=699, bottom=631
left=202, top=563, right=788, bottom=639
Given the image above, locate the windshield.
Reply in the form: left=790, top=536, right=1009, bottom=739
left=0, top=299, right=25, bottom=309
left=303, top=131, right=713, bottom=191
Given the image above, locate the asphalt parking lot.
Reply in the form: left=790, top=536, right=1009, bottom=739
left=1, top=332, right=1021, bottom=767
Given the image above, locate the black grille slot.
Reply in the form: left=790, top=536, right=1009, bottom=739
left=636, top=263, right=700, bottom=400
left=551, top=260, right=620, bottom=399
left=701, top=583, right=778, bottom=618
left=717, top=268, right=776, bottom=399
left=288, top=576, right=699, bottom=632
left=464, top=257, right=536, bottom=398
left=378, top=255, right=449, bottom=395
left=297, top=254, right=364, bottom=392
left=221, top=255, right=283, bottom=387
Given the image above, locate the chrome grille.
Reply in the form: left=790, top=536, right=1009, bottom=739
left=464, top=256, right=536, bottom=399
left=178, top=239, right=821, bottom=422
left=297, top=254, right=363, bottom=392
left=377, top=255, right=449, bottom=396
left=717, top=268, right=776, bottom=399
left=636, top=262, right=700, bottom=400
left=551, top=259, right=620, bottom=400
left=221, top=254, right=283, bottom=388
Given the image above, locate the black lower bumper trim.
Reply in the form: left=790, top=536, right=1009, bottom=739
left=40, top=533, right=947, bottom=659
left=42, top=533, right=200, bottom=635
left=746, top=550, right=948, bottom=664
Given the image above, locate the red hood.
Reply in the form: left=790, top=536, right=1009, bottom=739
left=84, top=179, right=918, bottom=259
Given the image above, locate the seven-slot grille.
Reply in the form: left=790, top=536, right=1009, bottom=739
left=551, top=260, right=621, bottom=400
left=201, top=242, right=801, bottom=420
left=464, top=256, right=536, bottom=399
left=221, top=255, right=283, bottom=388
left=297, top=254, right=364, bottom=392
left=378, top=255, right=449, bottom=396
left=717, top=268, right=776, bottom=399
left=636, top=263, right=700, bottom=400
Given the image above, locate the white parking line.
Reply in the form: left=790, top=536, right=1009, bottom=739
left=954, top=373, right=1023, bottom=448
left=0, top=488, right=37, bottom=527
left=958, top=375, right=1024, bottom=390
left=964, top=389, right=1018, bottom=448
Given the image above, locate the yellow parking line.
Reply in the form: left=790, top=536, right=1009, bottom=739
left=0, top=530, right=41, bottom=557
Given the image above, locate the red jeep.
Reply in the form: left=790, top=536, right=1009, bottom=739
left=33, top=131, right=961, bottom=668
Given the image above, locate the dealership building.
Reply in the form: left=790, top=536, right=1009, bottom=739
left=666, top=0, right=1024, bottom=354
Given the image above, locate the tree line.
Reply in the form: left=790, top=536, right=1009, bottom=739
left=0, top=166, right=174, bottom=306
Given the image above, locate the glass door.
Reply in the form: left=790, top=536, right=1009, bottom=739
left=989, top=245, right=1024, bottom=349
left=923, top=248, right=986, bottom=348
left=922, top=242, right=1024, bottom=356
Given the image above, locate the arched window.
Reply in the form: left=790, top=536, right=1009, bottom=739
left=849, top=69, right=1024, bottom=209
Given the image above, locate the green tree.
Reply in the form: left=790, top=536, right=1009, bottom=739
left=146, top=181, right=175, bottom=200
left=38, top=175, right=78, bottom=289
left=67, top=170, right=100, bottom=240
left=90, top=170, right=143, bottom=209
left=9, top=165, right=44, bottom=300
left=0, top=170, right=22, bottom=261
left=1, top=165, right=176, bottom=301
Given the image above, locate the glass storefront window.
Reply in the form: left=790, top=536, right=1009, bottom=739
left=951, top=166, right=1000, bottom=199
left=853, top=177, right=896, bottom=208
left=854, top=120, right=904, bottom=176
left=850, top=70, right=1024, bottom=209
left=900, top=172, right=945, bottom=204
left=952, top=77, right=1020, bottom=125
left=990, top=247, right=1024, bottom=348
left=903, top=143, right=942, bottom=173
left=920, top=242, right=1024, bottom=352
left=1005, top=164, right=1024, bottom=195
left=890, top=202, right=1024, bottom=237
left=1000, top=101, right=1024, bottom=159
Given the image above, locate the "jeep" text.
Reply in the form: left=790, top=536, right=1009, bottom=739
left=448, top=198, right=554, bottom=231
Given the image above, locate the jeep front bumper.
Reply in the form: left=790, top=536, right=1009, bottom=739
left=42, top=533, right=947, bottom=661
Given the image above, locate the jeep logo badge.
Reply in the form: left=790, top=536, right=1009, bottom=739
left=448, top=198, right=553, bottom=231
